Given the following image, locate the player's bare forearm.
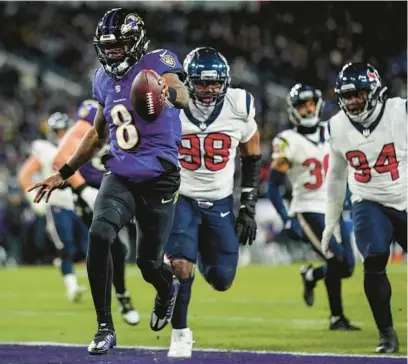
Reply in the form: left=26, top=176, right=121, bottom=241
left=53, top=120, right=91, bottom=169
left=163, top=72, right=189, bottom=108
left=52, top=120, right=91, bottom=188
left=271, top=157, right=290, bottom=174
left=66, top=126, right=102, bottom=171
left=66, top=105, right=107, bottom=172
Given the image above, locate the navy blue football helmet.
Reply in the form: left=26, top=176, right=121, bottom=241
left=93, top=8, right=149, bottom=79
left=335, top=62, right=384, bottom=123
left=286, top=84, right=324, bottom=128
left=47, top=112, right=72, bottom=144
left=183, top=47, right=230, bottom=106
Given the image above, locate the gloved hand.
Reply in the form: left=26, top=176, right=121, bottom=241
left=283, top=217, right=303, bottom=240
left=321, top=223, right=342, bottom=258
left=236, top=191, right=257, bottom=245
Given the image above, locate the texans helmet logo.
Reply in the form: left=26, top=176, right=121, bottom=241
left=367, top=70, right=377, bottom=81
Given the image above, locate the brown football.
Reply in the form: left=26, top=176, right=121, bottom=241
left=130, top=70, right=165, bottom=122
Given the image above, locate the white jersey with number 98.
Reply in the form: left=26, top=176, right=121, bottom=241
left=179, top=88, right=258, bottom=201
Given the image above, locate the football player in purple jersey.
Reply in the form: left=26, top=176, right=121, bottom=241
left=29, top=8, right=189, bottom=355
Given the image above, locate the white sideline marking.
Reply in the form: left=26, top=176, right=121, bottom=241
left=0, top=309, right=344, bottom=326
left=0, top=341, right=405, bottom=359
left=0, top=292, right=299, bottom=304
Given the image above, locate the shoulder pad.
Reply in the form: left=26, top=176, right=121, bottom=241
left=327, top=110, right=345, bottom=138
left=143, top=49, right=178, bottom=68
left=142, top=49, right=185, bottom=80
left=93, top=66, right=105, bottom=80
left=386, top=97, right=406, bottom=111
left=92, top=67, right=107, bottom=105
left=77, top=99, right=98, bottom=123
left=271, top=130, right=294, bottom=157
left=224, top=88, right=251, bottom=120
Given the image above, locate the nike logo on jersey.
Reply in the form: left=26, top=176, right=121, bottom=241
left=220, top=211, right=231, bottom=218
left=161, top=197, right=173, bottom=204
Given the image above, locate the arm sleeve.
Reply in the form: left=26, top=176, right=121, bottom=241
left=267, top=169, right=290, bottom=223
left=325, top=143, right=348, bottom=227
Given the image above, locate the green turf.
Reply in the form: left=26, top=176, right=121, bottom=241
left=0, top=263, right=406, bottom=355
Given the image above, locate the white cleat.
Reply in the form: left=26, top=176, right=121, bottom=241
left=116, top=291, right=140, bottom=326
left=67, top=285, right=86, bottom=303
left=167, top=328, right=194, bottom=358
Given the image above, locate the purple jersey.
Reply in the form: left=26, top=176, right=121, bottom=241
left=92, top=49, right=185, bottom=183
left=77, top=100, right=106, bottom=189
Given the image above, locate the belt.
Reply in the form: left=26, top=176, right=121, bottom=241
left=197, top=201, right=214, bottom=209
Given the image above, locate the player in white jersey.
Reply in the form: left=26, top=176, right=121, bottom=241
left=268, top=84, right=359, bottom=331
left=18, top=112, right=87, bottom=302
left=322, top=62, right=407, bottom=353
left=164, top=47, right=261, bottom=358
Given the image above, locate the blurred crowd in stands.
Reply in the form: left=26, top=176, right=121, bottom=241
left=0, top=1, right=406, bottom=265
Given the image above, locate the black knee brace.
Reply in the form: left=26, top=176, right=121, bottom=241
left=364, top=254, right=389, bottom=275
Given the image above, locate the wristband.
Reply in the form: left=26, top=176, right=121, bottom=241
left=58, top=163, right=75, bottom=180
left=168, top=87, right=177, bottom=105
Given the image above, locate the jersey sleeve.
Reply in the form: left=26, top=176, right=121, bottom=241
left=271, top=134, right=293, bottom=161
left=76, top=100, right=98, bottom=125
left=31, top=140, right=46, bottom=160
left=390, top=97, right=408, bottom=151
left=147, top=49, right=186, bottom=81
left=324, top=142, right=348, bottom=228
left=92, top=68, right=105, bottom=106
left=240, top=92, right=258, bottom=143
left=326, top=116, right=341, bottom=152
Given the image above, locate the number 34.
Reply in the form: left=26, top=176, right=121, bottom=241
left=110, top=104, right=139, bottom=150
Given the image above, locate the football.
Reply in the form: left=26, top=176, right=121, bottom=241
left=130, top=70, right=165, bottom=122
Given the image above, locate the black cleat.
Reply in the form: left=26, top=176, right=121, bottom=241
left=116, top=291, right=140, bottom=326
left=150, top=278, right=180, bottom=332
left=300, top=265, right=316, bottom=306
left=376, top=327, right=399, bottom=353
left=87, top=324, right=116, bottom=355
left=329, top=315, right=361, bottom=331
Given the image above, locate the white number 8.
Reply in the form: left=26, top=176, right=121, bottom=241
left=110, top=104, right=139, bottom=150
left=91, top=144, right=110, bottom=171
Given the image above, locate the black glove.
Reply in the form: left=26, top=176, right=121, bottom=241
left=235, top=191, right=257, bottom=245
left=281, top=217, right=304, bottom=240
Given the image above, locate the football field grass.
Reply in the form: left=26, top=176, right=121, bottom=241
left=0, top=262, right=406, bottom=356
